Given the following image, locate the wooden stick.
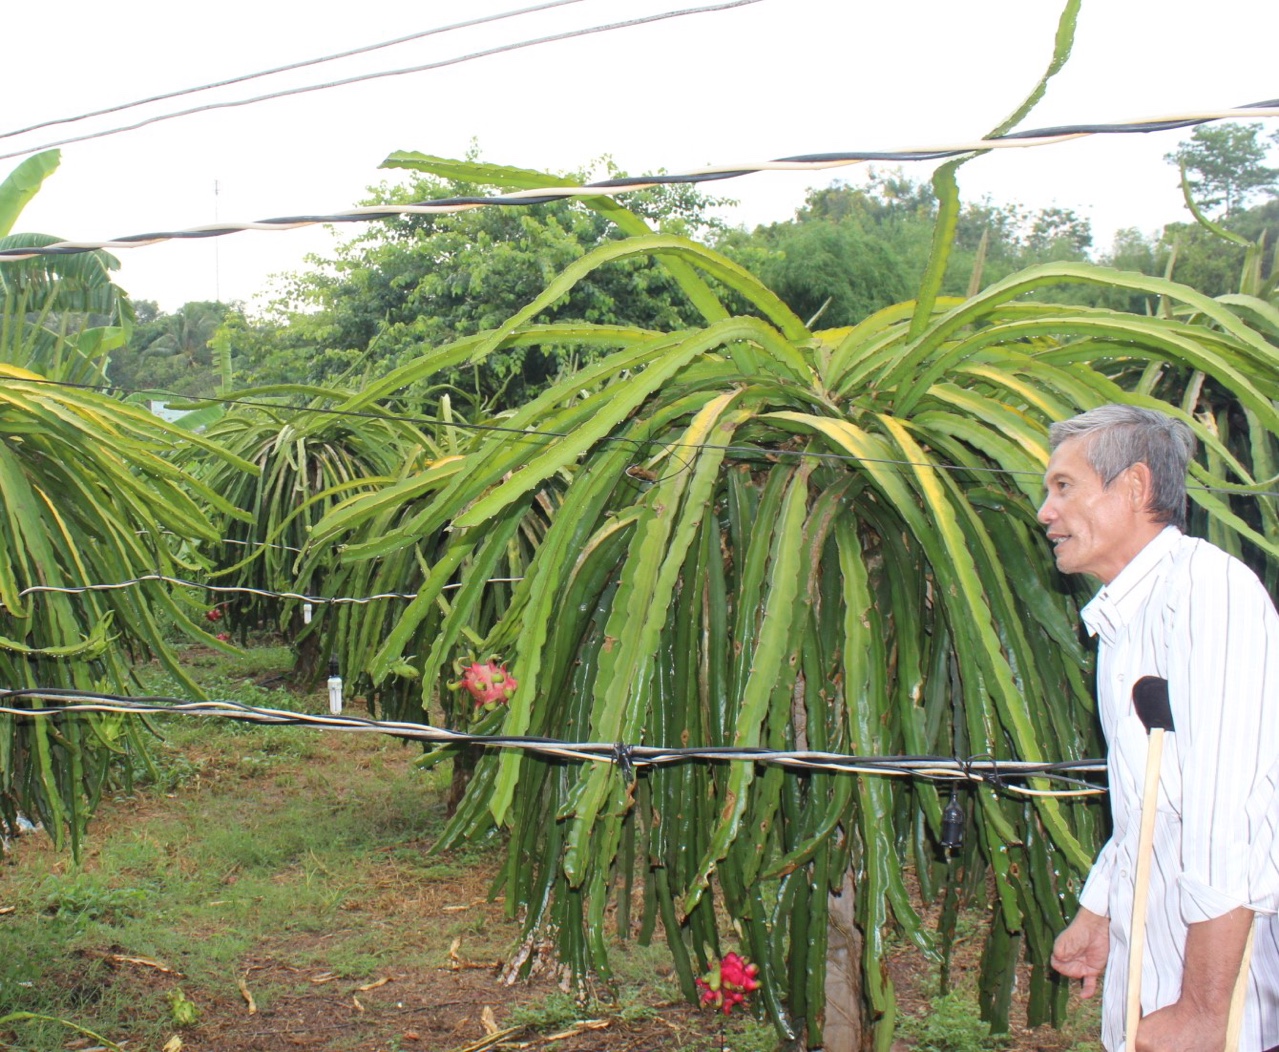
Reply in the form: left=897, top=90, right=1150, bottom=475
left=1224, top=923, right=1255, bottom=1052
left=1126, top=726, right=1165, bottom=1052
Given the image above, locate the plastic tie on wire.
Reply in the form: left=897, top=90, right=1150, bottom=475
left=613, top=741, right=635, bottom=784
left=968, top=753, right=1004, bottom=791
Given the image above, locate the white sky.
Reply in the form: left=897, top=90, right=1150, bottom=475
left=6, top=0, right=1278, bottom=313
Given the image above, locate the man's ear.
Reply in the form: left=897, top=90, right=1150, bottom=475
left=1126, top=461, right=1154, bottom=513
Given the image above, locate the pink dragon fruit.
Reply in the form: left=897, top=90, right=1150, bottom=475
left=449, top=657, right=518, bottom=712
left=694, top=952, right=760, bottom=1015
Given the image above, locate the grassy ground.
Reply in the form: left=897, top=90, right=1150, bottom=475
left=1, top=642, right=1099, bottom=1052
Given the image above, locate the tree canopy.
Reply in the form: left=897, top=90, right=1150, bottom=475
left=718, top=169, right=1096, bottom=330
left=1164, top=121, right=1279, bottom=218
left=232, top=158, right=735, bottom=407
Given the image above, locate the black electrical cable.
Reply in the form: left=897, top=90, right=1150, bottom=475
left=993, top=98, right=1279, bottom=139
left=0, top=99, right=1274, bottom=258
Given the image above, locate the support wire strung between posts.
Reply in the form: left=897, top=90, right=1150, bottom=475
left=0, top=688, right=1108, bottom=797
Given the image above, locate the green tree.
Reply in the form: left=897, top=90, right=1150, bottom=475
left=744, top=218, right=911, bottom=327
left=1164, top=122, right=1279, bottom=218
left=242, top=156, right=733, bottom=406
left=109, top=299, right=238, bottom=396
left=721, top=170, right=1095, bottom=325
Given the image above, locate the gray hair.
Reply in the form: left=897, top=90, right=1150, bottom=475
left=1049, top=404, right=1196, bottom=529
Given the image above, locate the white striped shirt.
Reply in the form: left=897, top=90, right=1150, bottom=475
left=1077, top=527, right=1279, bottom=1051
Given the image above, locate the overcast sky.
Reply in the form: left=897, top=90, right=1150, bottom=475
left=6, top=0, right=1278, bottom=312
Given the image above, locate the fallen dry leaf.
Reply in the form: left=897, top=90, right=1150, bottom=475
left=0, top=906, right=15, bottom=916
left=445, top=935, right=498, bottom=971
left=545, top=1019, right=610, bottom=1042
left=442, top=896, right=499, bottom=912
left=162, top=1037, right=183, bottom=1052
left=481, top=1005, right=499, bottom=1036
left=356, top=975, right=391, bottom=991
left=238, top=976, right=257, bottom=1014
left=309, top=971, right=339, bottom=984
left=352, top=995, right=364, bottom=1013
left=108, top=953, right=183, bottom=976
left=401, top=1031, right=420, bottom=1042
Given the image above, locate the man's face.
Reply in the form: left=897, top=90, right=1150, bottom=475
left=1037, top=436, right=1149, bottom=584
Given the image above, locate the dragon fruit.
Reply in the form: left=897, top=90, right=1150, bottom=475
left=449, top=657, right=518, bottom=712
left=694, top=952, right=760, bottom=1015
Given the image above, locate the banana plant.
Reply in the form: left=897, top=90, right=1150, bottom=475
left=0, top=151, right=133, bottom=386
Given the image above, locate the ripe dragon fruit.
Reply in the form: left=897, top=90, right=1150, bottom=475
left=694, top=952, right=760, bottom=1015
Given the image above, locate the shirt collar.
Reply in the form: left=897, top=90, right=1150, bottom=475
left=1080, top=526, right=1182, bottom=645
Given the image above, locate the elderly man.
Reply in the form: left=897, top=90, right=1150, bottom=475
left=1041, top=404, right=1279, bottom=1052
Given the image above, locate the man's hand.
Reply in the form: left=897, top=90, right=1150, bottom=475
left=1052, top=907, right=1109, bottom=998
left=1135, top=1001, right=1228, bottom=1052
left=1132, top=907, right=1253, bottom=1052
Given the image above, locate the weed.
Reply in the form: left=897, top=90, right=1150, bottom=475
left=40, top=873, right=150, bottom=924
left=510, top=992, right=587, bottom=1030
left=896, top=991, right=1008, bottom=1052
left=720, top=1017, right=780, bottom=1052
left=168, top=988, right=199, bottom=1026
left=606, top=986, right=658, bottom=1024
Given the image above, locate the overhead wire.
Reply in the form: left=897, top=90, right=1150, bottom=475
left=0, top=0, right=767, bottom=164
left=0, top=687, right=1109, bottom=797
left=1, top=99, right=1276, bottom=258
left=0, top=0, right=593, bottom=142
